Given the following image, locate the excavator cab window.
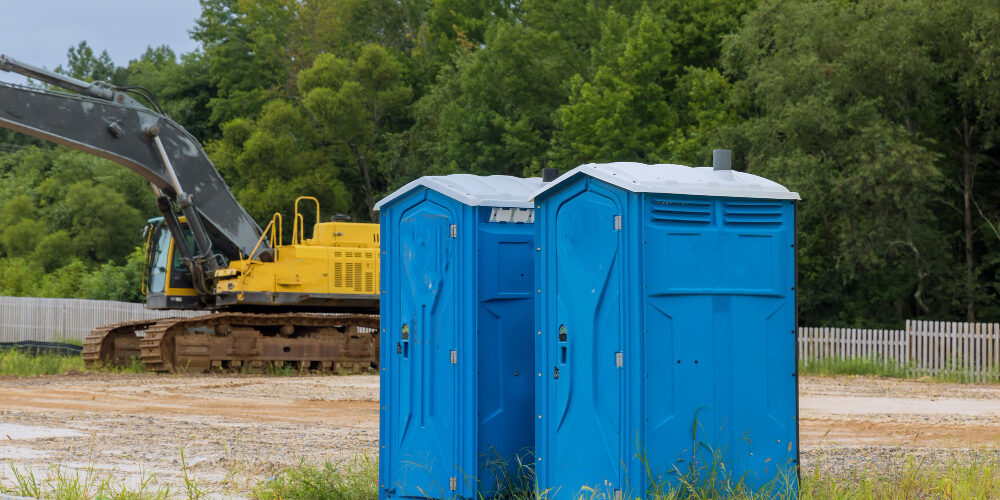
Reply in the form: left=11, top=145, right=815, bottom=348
left=171, top=228, right=196, bottom=272
left=148, top=224, right=172, bottom=294
left=168, top=224, right=198, bottom=290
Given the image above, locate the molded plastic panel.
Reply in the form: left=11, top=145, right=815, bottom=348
left=387, top=196, right=459, bottom=497
left=476, top=220, right=535, bottom=495
left=639, top=196, right=797, bottom=491
left=538, top=181, right=625, bottom=499
left=535, top=177, right=797, bottom=499
left=380, top=181, right=536, bottom=500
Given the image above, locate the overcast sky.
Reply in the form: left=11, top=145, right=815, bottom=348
left=0, top=0, right=203, bottom=85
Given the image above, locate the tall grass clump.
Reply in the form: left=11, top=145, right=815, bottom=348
left=254, top=455, right=378, bottom=500
left=800, top=453, right=1000, bottom=499
left=639, top=442, right=796, bottom=500
left=799, top=357, right=1000, bottom=383
left=2, top=462, right=171, bottom=499
left=0, top=348, right=84, bottom=376
left=480, top=449, right=540, bottom=499
left=798, top=357, right=912, bottom=378
left=0, top=348, right=148, bottom=376
left=102, top=356, right=147, bottom=374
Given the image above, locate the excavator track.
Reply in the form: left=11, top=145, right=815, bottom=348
left=84, top=313, right=380, bottom=373
left=135, top=312, right=380, bottom=373
left=82, top=319, right=160, bottom=368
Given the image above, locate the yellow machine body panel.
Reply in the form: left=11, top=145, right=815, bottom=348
left=215, top=238, right=380, bottom=296
left=212, top=200, right=380, bottom=310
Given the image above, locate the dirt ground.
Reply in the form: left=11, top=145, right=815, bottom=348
left=0, top=373, right=998, bottom=497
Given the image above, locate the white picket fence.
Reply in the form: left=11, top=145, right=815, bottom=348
left=0, top=296, right=201, bottom=343
left=798, top=320, right=1000, bottom=380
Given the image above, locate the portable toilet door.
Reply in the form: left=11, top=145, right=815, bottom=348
left=532, top=159, right=800, bottom=499
left=535, top=178, right=628, bottom=497
left=375, top=174, right=541, bottom=499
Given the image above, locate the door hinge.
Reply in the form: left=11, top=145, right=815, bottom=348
left=614, top=489, right=623, bottom=500
left=450, top=350, right=457, bottom=364
left=614, top=215, right=622, bottom=231
left=615, top=352, right=623, bottom=368
left=450, top=224, right=457, bottom=238
left=449, top=476, right=457, bottom=490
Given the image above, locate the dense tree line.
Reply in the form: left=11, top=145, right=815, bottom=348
left=0, top=0, right=998, bottom=328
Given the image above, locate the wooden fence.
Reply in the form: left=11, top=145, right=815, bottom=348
left=0, top=296, right=201, bottom=343
left=798, top=321, right=1000, bottom=380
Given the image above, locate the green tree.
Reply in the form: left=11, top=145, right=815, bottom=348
left=124, top=46, right=218, bottom=140
left=549, top=1, right=750, bottom=170
left=32, top=230, right=75, bottom=272
left=0, top=195, right=41, bottom=257
left=80, top=247, right=145, bottom=302
left=721, top=0, right=1000, bottom=325
left=0, top=258, right=42, bottom=296
left=57, top=41, right=128, bottom=84
left=209, top=100, right=353, bottom=231
left=551, top=7, right=677, bottom=167
left=35, top=260, right=89, bottom=298
left=409, top=20, right=577, bottom=178
left=63, top=181, right=143, bottom=263
left=299, top=45, right=413, bottom=216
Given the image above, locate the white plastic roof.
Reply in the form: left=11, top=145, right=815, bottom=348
left=531, top=163, right=800, bottom=200
left=374, top=174, right=544, bottom=210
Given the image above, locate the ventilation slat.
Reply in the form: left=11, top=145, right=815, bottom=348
left=649, top=198, right=712, bottom=225
left=333, top=263, right=343, bottom=287
left=723, top=201, right=783, bottom=226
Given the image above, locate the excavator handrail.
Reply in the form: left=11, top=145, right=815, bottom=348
left=292, top=196, right=320, bottom=245
left=248, top=212, right=283, bottom=264
left=270, top=212, right=283, bottom=248
left=294, top=213, right=305, bottom=245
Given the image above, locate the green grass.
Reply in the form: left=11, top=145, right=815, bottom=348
left=4, top=453, right=1000, bottom=499
left=0, top=349, right=147, bottom=377
left=0, top=348, right=375, bottom=377
left=254, top=455, right=378, bottom=500
left=0, top=348, right=85, bottom=376
left=799, top=453, right=1000, bottom=499
left=2, top=462, right=171, bottom=500
left=799, top=357, right=912, bottom=378
left=798, top=357, right=1000, bottom=383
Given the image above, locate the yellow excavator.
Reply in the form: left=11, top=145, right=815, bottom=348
left=0, top=55, right=380, bottom=372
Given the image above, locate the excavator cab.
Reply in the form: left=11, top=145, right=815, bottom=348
left=142, top=217, right=200, bottom=310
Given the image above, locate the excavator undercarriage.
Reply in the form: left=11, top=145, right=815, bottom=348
left=82, top=313, right=379, bottom=373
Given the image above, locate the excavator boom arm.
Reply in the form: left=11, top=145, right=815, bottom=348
left=0, top=55, right=268, bottom=263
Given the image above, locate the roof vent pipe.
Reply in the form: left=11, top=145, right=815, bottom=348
left=713, top=149, right=732, bottom=171
left=542, top=168, right=559, bottom=182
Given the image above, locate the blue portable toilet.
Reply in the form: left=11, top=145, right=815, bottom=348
left=375, top=174, right=543, bottom=499
left=532, top=156, right=800, bottom=499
